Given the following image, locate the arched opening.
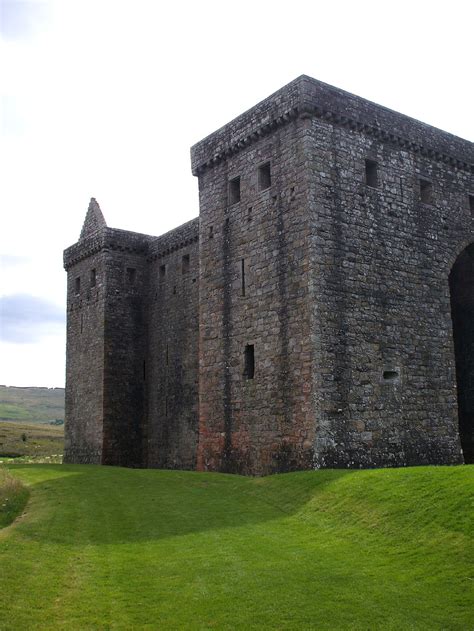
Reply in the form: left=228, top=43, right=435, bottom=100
left=449, top=243, right=474, bottom=463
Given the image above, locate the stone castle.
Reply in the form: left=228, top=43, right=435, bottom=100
left=64, top=75, right=473, bottom=475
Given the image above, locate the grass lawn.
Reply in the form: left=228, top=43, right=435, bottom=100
left=0, top=464, right=473, bottom=630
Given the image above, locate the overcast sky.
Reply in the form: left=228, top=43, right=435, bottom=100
left=1, top=0, right=473, bottom=387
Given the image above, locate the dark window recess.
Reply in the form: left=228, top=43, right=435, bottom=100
left=469, top=195, right=474, bottom=216
left=182, top=254, right=190, bottom=274
left=247, top=207, right=252, bottom=222
left=160, top=264, right=166, bottom=278
left=90, top=268, right=96, bottom=287
left=383, top=370, right=399, bottom=381
left=243, top=344, right=255, bottom=379
left=419, top=179, right=432, bottom=204
left=127, top=267, right=136, bottom=284
left=365, top=159, right=378, bottom=188
left=80, top=313, right=84, bottom=334
left=209, top=225, right=214, bottom=239
left=75, top=277, right=81, bottom=294
left=241, top=258, right=246, bottom=296
left=173, top=285, right=176, bottom=295
left=143, top=360, right=146, bottom=381
left=229, top=176, right=241, bottom=205
left=165, top=396, right=168, bottom=417
left=166, top=344, right=169, bottom=366
left=258, top=162, right=271, bottom=190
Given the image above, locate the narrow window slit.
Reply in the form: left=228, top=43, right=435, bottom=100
left=244, top=344, right=255, bottom=379
left=365, top=159, right=378, bottom=188
left=229, top=176, right=241, bottom=205
left=241, top=258, right=246, bottom=296
left=258, top=162, right=271, bottom=191
left=90, top=268, right=96, bottom=287
left=419, top=179, right=432, bottom=204
left=126, top=267, right=136, bottom=284
left=182, top=254, right=190, bottom=274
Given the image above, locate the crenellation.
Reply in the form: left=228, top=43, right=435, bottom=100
left=65, top=75, right=473, bottom=474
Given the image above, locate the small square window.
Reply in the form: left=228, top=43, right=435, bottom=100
left=365, top=159, right=378, bottom=188
left=258, top=162, right=271, bottom=191
left=419, top=179, right=432, bottom=204
left=229, top=177, right=241, bottom=205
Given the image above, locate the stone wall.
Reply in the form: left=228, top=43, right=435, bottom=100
left=146, top=219, right=200, bottom=469
left=64, top=239, right=106, bottom=464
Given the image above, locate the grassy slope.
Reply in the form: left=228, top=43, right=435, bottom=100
left=0, top=422, right=64, bottom=460
left=0, top=386, right=64, bottom=423
left=1, top=465, right=473, bottom=630
left=0, top=467, right=29, bottom=528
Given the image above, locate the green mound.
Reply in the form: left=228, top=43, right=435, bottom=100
left=1, top=465, right=472, bottom=630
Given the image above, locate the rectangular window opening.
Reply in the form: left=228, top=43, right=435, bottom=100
left=469, top=194, right=474, bottom=216
left=159, top=264, right=166, bottom=278
left=419, top=179, right=432, bottom=204
left=241, top=258, right=246, bottom=297
left=383, top=369, right=399, bottom=382
left=126, top=267, right=136, bottom=284
left=243, top=344, right=255, bottom=379
left=90, top=268, right=96, bottom=288
left=75, top=277, right=81, bottom=294
left=365, top=159, right=378, bottom=188
left=247, top=207, right=252, bottom=222
left=182, top=254, right=190, bottom=274
left=209, top=225, right=214, bottom=239
left=258, top=162, right=271, bottom=191
left=229, top=176, right=241, bottom=205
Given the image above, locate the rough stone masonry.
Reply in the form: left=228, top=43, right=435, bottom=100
left=63, top=75, right=474, bottom=475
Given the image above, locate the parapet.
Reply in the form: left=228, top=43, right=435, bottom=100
left=191, top=75, right=473, bottom=176
left=63, top=226, right=153, bottom=270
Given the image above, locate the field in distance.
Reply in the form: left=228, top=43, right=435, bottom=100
left=0, top=421, right=63, bottom=462
left=0, top=385, right=64, bottom=424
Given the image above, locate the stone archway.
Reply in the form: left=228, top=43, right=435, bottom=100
left=449, top=243, right=474, bottom=464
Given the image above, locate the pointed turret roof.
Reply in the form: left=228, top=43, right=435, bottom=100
left=79, top=198, right=107, bottom=239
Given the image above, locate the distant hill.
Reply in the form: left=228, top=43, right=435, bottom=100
left=0, top=385, right=65, bottom=424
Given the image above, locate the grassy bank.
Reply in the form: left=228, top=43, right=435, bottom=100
left=1, top=465, right=473, bottom=630
left=0, top=467, right=29, bottom=528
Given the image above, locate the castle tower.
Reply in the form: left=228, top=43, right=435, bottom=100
left=192, top=80, right=317, bottom=474
left=63, top=199, right=149, bottom=466
left=192, top=76, right=472, bottom=473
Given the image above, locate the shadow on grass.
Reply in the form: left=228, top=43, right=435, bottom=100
left=7, top=464, right=353, bottom=546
